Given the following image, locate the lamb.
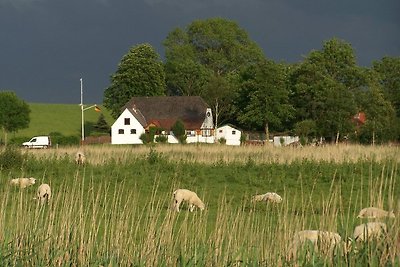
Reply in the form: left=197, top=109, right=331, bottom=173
left=36, top=183, right=51, bottom=205
left=357, top=207, right=395, bottom=219
left=353, top=222, right=387, bottom=242
left=9, top=177, right=36, bottom=189
left=173, top=189, right=205, bottom=212
left=75, top=151, right=86, bottom=165
left=287, top=230, right=343, bottom=261
left=251, top=192, right=282, bottom=203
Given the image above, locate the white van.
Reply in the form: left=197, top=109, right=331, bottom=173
left=22, top=136, right=51, bottom=149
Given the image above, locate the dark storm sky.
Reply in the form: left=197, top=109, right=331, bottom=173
left=1, top=0, right=399, bottom=104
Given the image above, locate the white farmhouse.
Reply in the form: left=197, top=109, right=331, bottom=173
left=216, top=124, right=242, bottom=146
left=111, top=96, right=214, bottom=145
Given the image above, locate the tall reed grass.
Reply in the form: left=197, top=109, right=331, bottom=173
left=0, top=145, right=400, bottom=266
left=0, top=150, right=399, bottom=266
left=18, top=143, right=400, bottom=165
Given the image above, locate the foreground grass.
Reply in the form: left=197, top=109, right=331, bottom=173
left=0, top=144, right=399, bottom=266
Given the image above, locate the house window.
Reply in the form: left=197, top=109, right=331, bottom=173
left=186, top=130, right=196, bottom=137
left=118, top=129, right=124, bottom=134
left=202, top=129, right=211, bottom=137
left=124, top=118, right=130, bottom=125
left=131, top=129, right=136, bottom=134
left=232, top=130, right=236, bottom=135
left=219, top=130, right=223, bottom=133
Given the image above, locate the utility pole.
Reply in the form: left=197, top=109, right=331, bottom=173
left=80, top=78, right=98, bottom=143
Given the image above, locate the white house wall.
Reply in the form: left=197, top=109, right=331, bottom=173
left=153, top=133, right=214, bottom=144
left=216, top=125, right=241, bottom=146
left=273, top=136, right=299, bottom=147
left=186, top=135, right=215, bottom=144
left=111, top=109, right=145, bottom=144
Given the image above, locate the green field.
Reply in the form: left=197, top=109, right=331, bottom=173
left=10, top=103, right=114, bottom=139
left=0, top=145, right=399, bottom=266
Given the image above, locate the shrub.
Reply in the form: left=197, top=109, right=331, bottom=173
left=8, top=136, right=30, bottom=146
left=155, top=135, right=168, bottom=143
left=147, top=147, right=164, bottom=164
left=240, top=133, right=247, bottom=145
left=172, top=120, right=186, bottom=144
left=140, top=126, right=164, bottom=144
left=0, top=146, right=26, bottom=170
left=218, top=137, right=226, bottom=144
left=49, top=132, right=80, bottom=146
left=140, top=133, right=150, bottom=144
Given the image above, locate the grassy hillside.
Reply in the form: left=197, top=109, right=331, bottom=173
left=11, top=103, right=114, bottom=139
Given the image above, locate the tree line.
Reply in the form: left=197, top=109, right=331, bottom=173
left=103, top=17, right=399, bottom=145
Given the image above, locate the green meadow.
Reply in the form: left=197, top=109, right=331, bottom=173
left=10, top=103, right=114, bottom=140
left=0, top=145, right=399, bottom=266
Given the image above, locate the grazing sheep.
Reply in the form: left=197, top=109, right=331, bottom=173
left=353, top=222, right=387, bottom=242
left=251, top=192, right=282, bottom=203
left=287, top=230, right=343, bottom=261
left=357, top=207, right=395, bottom=219
left=9, top=177, right=36, bottom=189
left=264, top=192, right=283, bottom=203
left=36, top=183, right=51, bottom=205
left=251, top=194, right=267, bottom=202
left=75, top=151, right=86, bottom=165
left=173, top=189, right=205, bottom=212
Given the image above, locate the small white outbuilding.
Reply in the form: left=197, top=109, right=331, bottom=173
left=273, top=135, right=299, bottom=147
left=216, top=124, right=241, bottom=146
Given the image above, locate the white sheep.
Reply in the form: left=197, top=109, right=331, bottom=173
left=75, top=151, right=86, bottom=165
left=173, top=189, right=205, bottom=212
left=251, top=192, right=282, bottom=203
left=353, top=222, right=387, bottom=242
left=357, top=207, right=395, bottom=219
left=9, top=177, right=36, bottom=189
left=36, top=183, right=51, bottom=205
left=263, top=192, right=283, bottom=203
left=251, top=194, right=266, bottom=202
left=287, top=230, right=343, bottom=261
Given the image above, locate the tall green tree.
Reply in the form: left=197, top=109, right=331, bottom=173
left=93, top=113, right=110, bottom=134
left=163, top=28, right=212, bottom=96
left=356, top=71, right=398, bottom=144
left=236, top=60, right=294, bottom=141
left=163, top=18, right=265, bottom=125
left=372, top=57, right=400, bottom=118
left=289, top=38, right=360, bottom=142
left=0, top=91, right=30, bottom=145
left=104, top=43, right=166, bottom=118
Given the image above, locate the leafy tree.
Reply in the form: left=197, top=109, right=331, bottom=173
left=202, top=75, right=237, bottom=128
left=372, top=57, right=400, bottom=117
left=294, top=119, right=317, bottom=140
left=289, top=38, right=360, bottom=142
left=104, top=43, right=166, bottom=118
left=356, top=75, right=398, bottom=144
left=0, top=91, right=30, bottom=145
left=236, top=60, right=294, bottom=141
left=164, top=28, right=212, bottom=96
left=163, top=18, right=265, bottom=125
